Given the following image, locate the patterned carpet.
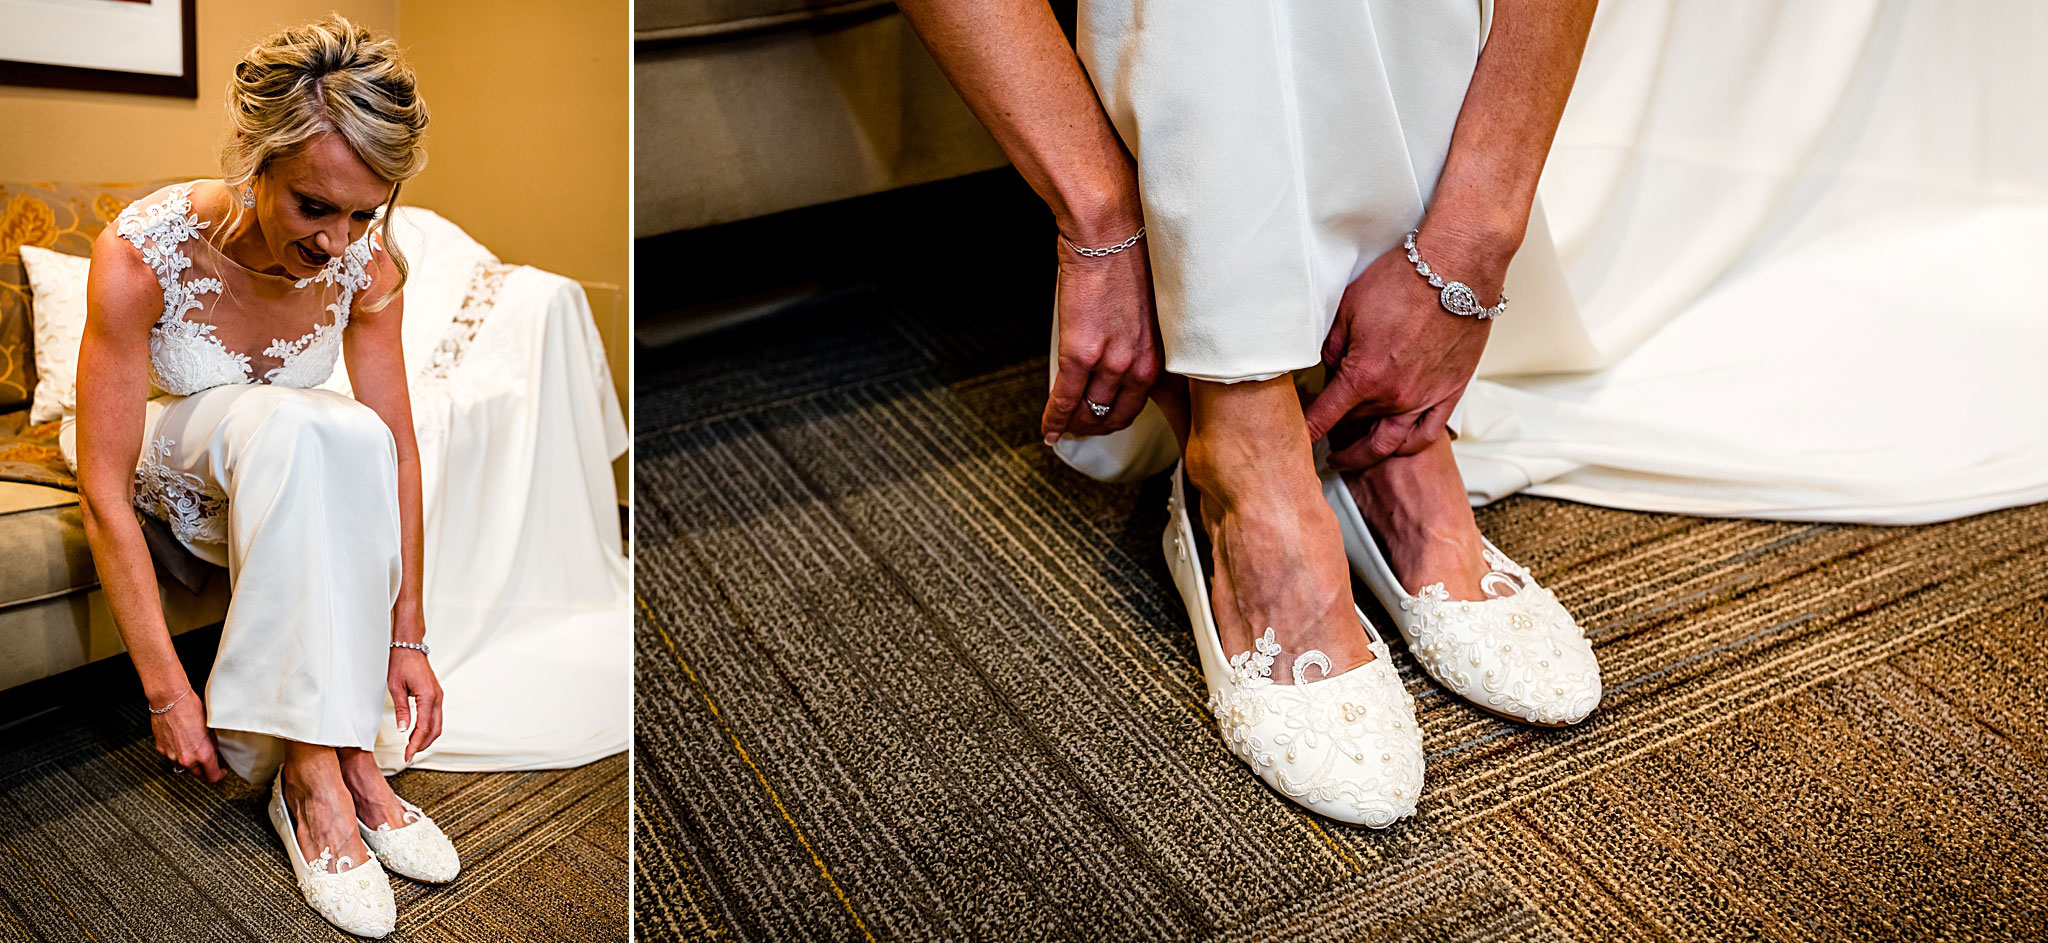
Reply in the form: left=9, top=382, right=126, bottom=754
left=632, top=173, right=2048, bottom=942
left=0, top=628, right=628, bottom=943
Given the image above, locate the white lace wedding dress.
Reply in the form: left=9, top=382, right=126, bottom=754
left=63, top=180, right=402, bottom=782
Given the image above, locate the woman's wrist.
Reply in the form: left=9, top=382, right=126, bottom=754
left=141, top=675, right=192, bottom=706
left=1049, top=161, right=1144, bottom=247
left=130, top=648, right=193, bottom=705
left=1415, top=206, right=1527, bottom=291
left=391, top=604, right=427, bottom=645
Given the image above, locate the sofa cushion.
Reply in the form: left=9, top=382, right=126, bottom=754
left=0, top=181, right=185, bottom=414
left=0, top=408, right=69, bottom=490
left=637, top=0, right=888, bottom=38
left=0, top=480, right=91, bottom=610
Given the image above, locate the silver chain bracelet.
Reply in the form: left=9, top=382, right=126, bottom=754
left=1405, top=230, right=1507, bottom=320
left=1061, top=227, right=1145, bottom=258
left=392, top=641, right=431, bottom=656
left=148, top=689, right=191, bottom=715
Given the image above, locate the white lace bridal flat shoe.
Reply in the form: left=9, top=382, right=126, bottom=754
left=359, top=796, right=461, bottom=884
left=1164, top=463, right=1423, bottom=827
left=1321, top=470, right=1602, bottom=727
left=268, top=774, right=397, bottom=938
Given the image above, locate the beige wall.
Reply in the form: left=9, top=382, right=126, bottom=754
left=397, top=1, right=632, bottom=496
left=0, top=0, right=397, bottom=180
left=0, top=0, right=631, bottom=494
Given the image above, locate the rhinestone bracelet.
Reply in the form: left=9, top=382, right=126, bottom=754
left=1404, top=230, right=1507, bottom=320
left=1060, top=227, right=1145, bottom=258
left=392, top=641, right=431, bottom=656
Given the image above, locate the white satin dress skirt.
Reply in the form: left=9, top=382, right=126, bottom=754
left=67, top=384, right=403, bottom=783
left=1055, top=0, right=1518, bottom=479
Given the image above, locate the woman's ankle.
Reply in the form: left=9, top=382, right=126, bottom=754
left=1184, top=376, right=1318, bottom=501
left=282, top=742, right=341, bottom=793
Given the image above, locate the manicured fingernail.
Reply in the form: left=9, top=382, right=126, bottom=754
left=1044, top=433, right=1059, bottom=446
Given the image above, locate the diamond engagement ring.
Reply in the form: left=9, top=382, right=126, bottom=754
left=1404, top=230, right=1507, bottom=320
left=1086, top=399, right=1111, bottom=418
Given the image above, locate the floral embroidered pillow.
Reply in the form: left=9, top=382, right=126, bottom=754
left=19, top=246, right=92, bottom=424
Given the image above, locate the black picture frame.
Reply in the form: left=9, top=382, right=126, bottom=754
left=0, top=0, right=198, bottom=99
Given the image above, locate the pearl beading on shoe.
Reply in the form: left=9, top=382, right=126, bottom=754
left=1322, top=471, right=1603, bottom=727
left=1165, top=466, right=1426, bottom=828
left=360, top=798, right=461, bottom=884
left=1396, top=549, right=1602, bottom=726
left=298, top=850, right=397, bottom=938
left=269, top=775, right=397, bottom=939
left=1206, top=629, right=1423, bottom=827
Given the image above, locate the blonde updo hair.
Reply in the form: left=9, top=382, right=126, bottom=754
left=221, top=15, right=428, bottom=305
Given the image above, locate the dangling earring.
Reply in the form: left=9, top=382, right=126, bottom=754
left=239, top=184, right=256, bottom=209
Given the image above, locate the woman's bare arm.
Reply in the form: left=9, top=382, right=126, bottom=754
left=77, top=226, right=225, bottom=779
left=341, top=245, right=441, bottom=761
left=1422, top=0, right=1599, bottom=275
left=894, top=0, right=1138, bottom=242
left=1307, top=0, right=1599, bottom=465
left=77, top=230, right=181, bottom=700
left=894, top=0, right=1162, bottom=440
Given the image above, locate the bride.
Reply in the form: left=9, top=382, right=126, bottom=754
left=71, top=17, right=455, bottom=938
left=897, top=0, right=1604, bottom=827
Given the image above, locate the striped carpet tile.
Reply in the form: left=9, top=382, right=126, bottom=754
left=634, top=294, right=2048, bottom=942
left=0, top=683, right=627, bottom=942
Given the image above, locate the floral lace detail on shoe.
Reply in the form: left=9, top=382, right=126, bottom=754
left=132, top=435, right=227, bottom=545
left=1399, top=544, right=1602, bottom=725
left=361, top=797, right=460, bottom=884
left=298, top=848, right=396, bottom=938
left=1208, top=630, right=1423, bottom=827
left=1227, top=629, right=1281, bottom=688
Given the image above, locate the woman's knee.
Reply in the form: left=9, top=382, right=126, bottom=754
left=244, top=387, right=396, bottom=461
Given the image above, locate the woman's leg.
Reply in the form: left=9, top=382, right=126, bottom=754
left=1344, top=436, right=1492, bottom=600
left=280, top=741, right=375, bottom=871
left=337, top=748, right=413, bottom=829
left=140, top=384, right=404, bottom=784
left=1178, top=376, right=1376, bottom=680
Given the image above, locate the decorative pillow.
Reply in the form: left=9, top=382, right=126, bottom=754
left=0, top=180, right=178, bottom=413
left=19, top=246, right=92, bottom=424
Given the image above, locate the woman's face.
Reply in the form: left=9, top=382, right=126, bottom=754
left=250, top=131, right=394, bottom=278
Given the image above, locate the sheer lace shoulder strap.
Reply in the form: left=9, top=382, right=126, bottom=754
left=113, top=183, right=222, bottom=327
left=304, top=229, right=384, bottom=328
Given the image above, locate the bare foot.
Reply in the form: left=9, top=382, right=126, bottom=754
left=1343, top=435, right=1494, bottom=601
left=1186, top=377, right=1375, bottom=682
left=338, top=747, right=413, bottom=832
left=281, top=744, right=375, bottom=873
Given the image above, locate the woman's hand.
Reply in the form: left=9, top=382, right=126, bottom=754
left=1045, top=228, right=1162, bottom=443
left=150, top=690, right=225, bottom=782
left=388, top=642, right=443, bottom=764
left=1303, top=229, right=1507, bottom=470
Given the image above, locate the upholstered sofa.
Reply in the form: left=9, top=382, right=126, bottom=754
left=0, top=180, right=231, bottom=693
left=632, top=0, right=1012, bottom=236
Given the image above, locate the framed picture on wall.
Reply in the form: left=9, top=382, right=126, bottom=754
left=0, top=0, right=198, bottom=98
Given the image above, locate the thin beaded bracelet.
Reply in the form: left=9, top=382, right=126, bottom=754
left=148, top=689, right=191, bottom=715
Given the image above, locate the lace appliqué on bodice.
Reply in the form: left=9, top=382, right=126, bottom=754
left=118, top=183, right=378, bottom=545
left=115, top=183, right=374, bottom=396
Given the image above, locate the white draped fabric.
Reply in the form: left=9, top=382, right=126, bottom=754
left=319, top=208, right=631, bottom=773
left=1456, top=0, right=2048, bottom=523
